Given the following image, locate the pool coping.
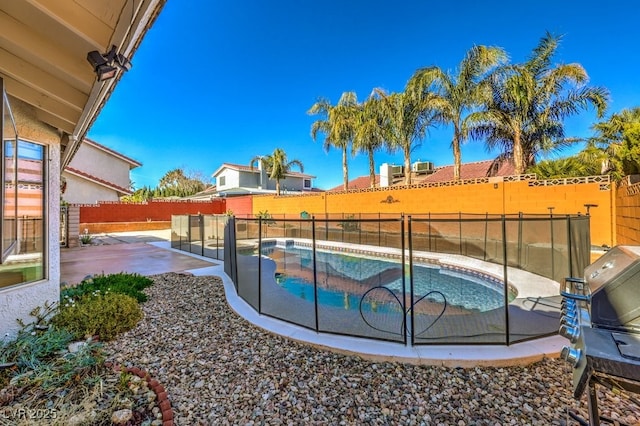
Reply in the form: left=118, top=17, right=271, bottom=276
left=152, top=241, right=565, bottom=367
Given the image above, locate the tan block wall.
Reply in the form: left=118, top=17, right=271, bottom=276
left=252, top=180, right=615, bottom=247
left=616, top=181, right=640, bottom=245
left=253, top=193, right=328, bottom=217
left=80, top=221, right=171, bottom=234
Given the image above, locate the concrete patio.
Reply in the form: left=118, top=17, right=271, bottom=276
left=60, top=230, right=217, bottom=285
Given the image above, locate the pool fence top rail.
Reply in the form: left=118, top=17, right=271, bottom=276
left=224, top=212, right=590, bottom=220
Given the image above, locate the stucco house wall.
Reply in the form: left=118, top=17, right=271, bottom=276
left=0, top=98, right=60, bottom=339
left=62, top=139, right=139, bottom=204
left=239, top=170, right=259, bottom=188
left=217, top=169, right=239, bottom=191
left=272, top=175, right=306, bottom=192
left=69, top=141, right=133, bottom=189
left=64, top=174, right=121, bottom=204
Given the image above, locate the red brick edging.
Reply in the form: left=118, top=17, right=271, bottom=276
left=105, top=361, right=174, bottom=426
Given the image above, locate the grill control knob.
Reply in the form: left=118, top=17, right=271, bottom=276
left=561, top=346, right=581, bottom=367
left=560, top=315, right=578, bottom=328
left=559, top=324, right=580, bottom=343
left=561, top=304, right=576, bottom=316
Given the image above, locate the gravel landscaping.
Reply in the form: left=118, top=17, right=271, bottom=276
left=104, top=272, right=640, bottom=425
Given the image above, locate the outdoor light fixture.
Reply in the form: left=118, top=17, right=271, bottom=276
left=86, top=45, right=132, bottom=82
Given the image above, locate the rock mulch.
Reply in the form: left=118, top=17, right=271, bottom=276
left=104, top=273, right=640, bottom=425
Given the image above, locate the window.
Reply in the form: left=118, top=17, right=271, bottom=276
left=219, top=176, right=226, bottom=187
left=1, top=82, right=46, bottom=288
left=303, top=179, right=311, bottom=189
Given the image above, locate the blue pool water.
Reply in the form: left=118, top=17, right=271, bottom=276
left=260, top=246, right=514, bottom=313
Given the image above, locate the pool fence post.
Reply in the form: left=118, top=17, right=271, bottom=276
left=517, top=212, right=523, bottom=269
left=258, top=217, right=262, bottom=314
left=459, top=211, right=462, bottom=255
left=407, top=215, right=413, bottom=346
left=548, top=207, right=555, bottom=282
left=312, top=216, right=319, bottom=332
left=502, top=214, right=510, bottom=345
left=428, top=212, right=432, bottom=252
left=187, top=215, right=191, bottom=249
left=378, top=213, right=381, bottom=247
left=483, top=212, right=488, bottom=261
left=199, top=214, right=204, bottom=257
left=566, top=215, right=573, bottom=277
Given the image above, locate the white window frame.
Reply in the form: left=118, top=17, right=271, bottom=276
left=1, top=79, right=18, bottom=263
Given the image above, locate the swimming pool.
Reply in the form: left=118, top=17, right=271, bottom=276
left=261, top=245, right=516, bottom=313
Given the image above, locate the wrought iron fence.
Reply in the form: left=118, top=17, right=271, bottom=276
left=172, top=213, right=591, bottom=346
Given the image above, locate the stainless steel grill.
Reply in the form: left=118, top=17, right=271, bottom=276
left=559, top=245, right=640, bottom=426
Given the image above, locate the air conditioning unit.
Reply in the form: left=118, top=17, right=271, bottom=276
left=391, top=165, right=404, bottom=177
left=412, top=161, right=434, bottom=174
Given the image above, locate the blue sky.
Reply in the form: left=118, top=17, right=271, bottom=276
left=88, top=0, right=640, bottom=191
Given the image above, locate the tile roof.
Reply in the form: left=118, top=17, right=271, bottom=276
left=422, top=159, right=515, bottom=183
left=328, top=175, right=380, bottom=192
left=65, top=167, right=133, bottom=195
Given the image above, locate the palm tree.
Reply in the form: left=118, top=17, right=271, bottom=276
left=410, top=45, right=507, bottom=180
left=468, top=32, right=608, bottom=175
left=374, top=87, right=440, bottom=185
left=250, top=148, right=304, bottom=196
left=527, top=156, right=595, bottom=179
left=352, top=90, right=386, bottom=188
left=580, top=107, right=640, bottom=179
left=308, top=91, right=358, bottom=191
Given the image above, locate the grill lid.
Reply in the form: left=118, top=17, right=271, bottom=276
left=584, top=246, right=640, bottom=331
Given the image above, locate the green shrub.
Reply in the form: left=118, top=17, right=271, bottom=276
left=62, top=272, right=153, bottom=303
left=52, top=293, right=143, bottom=341
left=0, top=324, right=73, bottom=367
left=0, top=322, right=104, bottom=390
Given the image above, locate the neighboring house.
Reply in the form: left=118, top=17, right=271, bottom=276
left=327, top=175, right=381, bottom=192
left=419, top=159, right=516, bottom=184
left=211, top=162, right=317, bottom=196
left=63, top=138, right=141, bottom=204
left=329, top=160, right=517, bottom=191
left=187, top=185, right=218, bottom=201
left=0, top=1, right=166, bottom=338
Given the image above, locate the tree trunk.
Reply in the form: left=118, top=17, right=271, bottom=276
left=275, top=180, right=281, bottom=196
left=513, top=130, right=524, bottom=175
left=342, top=146, right=349, bottom=191
left=452, top=133, right=461, bottom=181
left=404, top=143, right=412, bottom=185
left=368, top=150, right=376, bottom=188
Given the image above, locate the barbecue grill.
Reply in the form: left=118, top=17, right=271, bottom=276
left=559, top=245, right=640, bottom=425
